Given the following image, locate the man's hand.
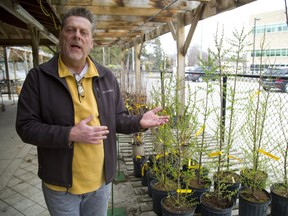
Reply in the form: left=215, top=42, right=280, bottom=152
left=69, top=115, right=109, bottom=144
left=140, top=106, right=169, bottom=129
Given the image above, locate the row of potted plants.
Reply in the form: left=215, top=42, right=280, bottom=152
left=130, top=27, right=287, bottom=216
left=137, top=69, right=286, bottom=215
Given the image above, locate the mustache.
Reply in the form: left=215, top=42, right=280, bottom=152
left=70, top=42, right=82, bottom=48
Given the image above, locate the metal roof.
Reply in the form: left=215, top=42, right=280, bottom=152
left=0, top=0, right=256, bottom=49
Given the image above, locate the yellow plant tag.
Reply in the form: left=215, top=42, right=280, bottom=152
left=156, top=152, right=168, bottom=160
left=188, top=159, right=191, bottom=167
left=188, top=165, right=201, bottom=169
left=177, top=189, right=192, bottom=194
left=258, top=149, right=280, bottom=161
left=141, top=163, right=148, bottom=176
left=195, top=126, right=205, bottom=137
left=209, top=151, right=222, bottom=157
left=156, top=154, right=162, bottom=160
left=228, top=155, right=243, bottom=162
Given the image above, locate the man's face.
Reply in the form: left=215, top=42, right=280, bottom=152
left=59, top=16, right=94, bottom=63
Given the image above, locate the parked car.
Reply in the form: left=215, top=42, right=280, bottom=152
left=259, top=68, right=288, bottom=93
left=185, top=66, right=219, bottom=82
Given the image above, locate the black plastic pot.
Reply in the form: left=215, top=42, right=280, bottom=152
left=187, top=182, right=211, bottom=214
left=141, top=169, right=148, bottom=186
left=238, top=188, right=271, bottom=216
left=141, top=163, right=149, bottom=186
left=150, top=179, right=176, bottom=216
left=133, top=156, right=146, bottom=178
left=147, top=170, right=155, bottom=197
left=200, top=192, right=234, bottom=216
left=161, top=196, right=196, bottom=216
left=270, top=183, right=288, bottom=216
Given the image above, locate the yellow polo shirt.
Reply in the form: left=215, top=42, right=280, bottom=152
left=45, top=56, right=105, bottom=194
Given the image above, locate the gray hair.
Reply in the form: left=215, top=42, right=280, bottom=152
left=61, top=7, right=96, bottom=33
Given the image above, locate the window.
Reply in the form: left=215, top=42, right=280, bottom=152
left=253, top=49, right=288, bottom=57
left=281, top=49, right=287, bottom=56
left=256, top=23, right=288, bottom=34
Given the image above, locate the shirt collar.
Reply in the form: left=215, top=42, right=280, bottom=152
left=58, top=55, right=99, bottom=79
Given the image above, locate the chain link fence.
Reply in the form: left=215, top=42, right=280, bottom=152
left=135, top=70, right=288, bottom=186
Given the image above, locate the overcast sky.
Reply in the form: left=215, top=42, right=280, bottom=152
left=160, top=0, right=287, bottom=54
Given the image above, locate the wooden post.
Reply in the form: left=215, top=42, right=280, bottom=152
left=28, top=25, right=40, bottom=67
left=120, top=47, right=127, bottom=92
left=102, top=47, right=106, bottom=65
left=3, top=47, right=11, bottom=100
left=176, top=13, right=186, bottom=108
left=24, top=51, right=29, bottom=76
left=134, top=44, right=141, bottom=93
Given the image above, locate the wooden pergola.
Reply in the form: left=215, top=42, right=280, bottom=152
left=0, top=0, right=256, bottom=103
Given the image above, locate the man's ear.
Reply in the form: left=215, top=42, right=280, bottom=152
left=91, top=39, right=94, bottom=49
left=58, top=32, right=63, bottom=47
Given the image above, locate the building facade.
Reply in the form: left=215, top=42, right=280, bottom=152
left=249, top=10, right=288, bottom=73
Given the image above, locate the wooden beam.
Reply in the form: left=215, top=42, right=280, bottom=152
left=181, top=2, right=206, bottom=55
left=52, top=0, right=199, bottom=11
left=14, top=27, right=25, bottom=39
left=56, top=5, right=179, bottom=17
left=0, top=0, right=59, bottom=45
left=167, top=21, right=177, bottom=40
left=94, top=31, right=141, bottom=38
left=96, top=21, right=160, bottom=31
left=0, top=22, right=9, bottom=38
left=0, top=39, right=56, bottom=46
left=201, top=0, right=255, bottom=19
left=121, top=23, right=171, bottom=49
left=94, top=14, right=174, bottom=23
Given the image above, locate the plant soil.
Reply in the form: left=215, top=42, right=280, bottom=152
left=187, top=177, right=211, bottom=189
left=162, top=195, right=195, bottom=214
left=240, top=188, right=270, bottom=203
left=201, top=192, right=234, bottom=209
left=214, top=171, right=240, bottom=185
left=272, top=185, right=288, bottom=198
left=152, top=179, right=178, bottom=191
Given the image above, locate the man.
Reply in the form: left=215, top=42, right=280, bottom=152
left=15, top=7, right=168, bottom=216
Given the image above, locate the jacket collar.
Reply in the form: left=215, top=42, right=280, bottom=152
left=39, top=52, right=108, bottom=79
